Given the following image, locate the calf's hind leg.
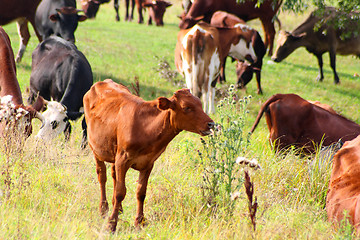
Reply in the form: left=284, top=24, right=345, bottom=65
left=108, top=154, right=130, bottom=232
left=96, top=159, right=109, bottom=217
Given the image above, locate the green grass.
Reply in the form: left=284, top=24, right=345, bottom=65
left=1, top=0, right=360, bottom=238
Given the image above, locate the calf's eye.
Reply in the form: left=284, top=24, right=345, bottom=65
left=51, top=120, right=59, bottom=129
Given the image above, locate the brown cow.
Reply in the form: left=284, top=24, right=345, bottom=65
left=84, top=79, right=214, bottom=231
left=0, top=0, right=43, bottom=63
left=210, top=11, right=266, bottom=94
left=80, top=0, right=120, bottom=21
left=0, top=27, right=44, bottom=137
left=142, top=0, right=172, bottom=26
left=124, top=0, right=172, bottom=25
left=250, top=93, right=360, bottom=153
left=326, top=135, right=360, bottom=231
left=179, top=0, right=282, bottom=56
left=271, top=7, right=360, bottom=84
left=175, top=22, right=257, bottom=114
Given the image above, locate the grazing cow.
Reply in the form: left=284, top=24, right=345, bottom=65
left=0, top=27, right=44, bottom=137
left=80, top=0, right=120, bottom=21
left=142, top=0, right=172, bottom=26
left=326, top=135, right=360, bottom=231
left=210, top=11, right=266, bottom=94
left=175, top=22, right=257, bottom=114
left=35, top=0, right=87, bottom=42
left=0, top=0, right=43, bottom=62
left=124, top=0, right=172, bottom=26
left=28, top=36, right=93, bottom=148
left=271, top=7, right=360, bottom=84
left=250, top=93, right=360, bottom=153
left=84, top=79, right=214, bottom=231
left=178, top=0, right=282, bottom=56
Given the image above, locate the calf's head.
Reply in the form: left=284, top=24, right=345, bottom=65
left=157, top=89, right=214, bottom=135
left=143, top=0, right=172, bottom=26
left=271, top=30, right=306, bottom=62
left=236, top=61, right=254, bottom=88
left=49, top=7, right=87, bottom=42
left=36, top=101, right=70, bottom=141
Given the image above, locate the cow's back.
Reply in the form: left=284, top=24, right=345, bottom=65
left=293, top=7, right=360, bottom=56
left=177, top=24, right=220, bottom=97
left=30, top=36, right=92, bottom=111
left=0, top=0, right=41, bottom=25
left=84, top=80, right=142, bottom=162
left=0, top=27, right=23, bottom=105
left=327, top=135, right=360, bottom=231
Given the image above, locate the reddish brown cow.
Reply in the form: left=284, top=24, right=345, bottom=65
left=0, top=27, right=44, bottom=137
left=210, top=11, right=266, bottom=94
left=250, top=93, right=360, bottom=153
left=326, top=135, right=360, bottom=231
left=0, top=0, right=43, bottom=63
left=179, top=0, right=282, bottom=56
left=84, top=79, right=214, bottom=231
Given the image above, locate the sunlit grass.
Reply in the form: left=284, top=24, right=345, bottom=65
left=0, top=0, right=360, bottom=238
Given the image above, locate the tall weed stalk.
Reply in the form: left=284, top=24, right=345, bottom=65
left=198, top=85, right=251, bottom=217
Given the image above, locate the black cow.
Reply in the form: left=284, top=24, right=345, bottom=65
left=271, top=7, right=360, bottom=84
left=28, top=36, right=93, bottom=148
left=35, top=0, right=87, bottom=42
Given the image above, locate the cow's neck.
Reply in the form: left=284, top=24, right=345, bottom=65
left=138, top=102, right=181, bottom=146
left=0, top=76, right=23, bottom=105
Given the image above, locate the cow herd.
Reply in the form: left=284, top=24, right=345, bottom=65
left=1, top=0, right=360, bottom=235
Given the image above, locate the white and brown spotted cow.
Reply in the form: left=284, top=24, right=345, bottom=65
left=175, top=22, right=257, bottom=114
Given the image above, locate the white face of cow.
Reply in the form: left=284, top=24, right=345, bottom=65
left=36, top=101, right=69, bottom=141
left=229, top=24, right=257, bottom=63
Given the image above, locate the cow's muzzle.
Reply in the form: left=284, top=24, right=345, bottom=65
left=271, top=56, right=280, bottom=62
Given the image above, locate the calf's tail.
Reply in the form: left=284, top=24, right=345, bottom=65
left=250, top=94, right=283, bottom=133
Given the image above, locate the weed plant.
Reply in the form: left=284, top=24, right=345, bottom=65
left=198, top=85, right=252, bottom=218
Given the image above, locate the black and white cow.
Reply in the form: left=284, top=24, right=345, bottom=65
left=28, top=36, right=93, bottom=148
left=35, top=0, right=87, bottom=42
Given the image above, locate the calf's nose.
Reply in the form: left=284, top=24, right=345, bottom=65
left=271, top=56, right=279, bottom=62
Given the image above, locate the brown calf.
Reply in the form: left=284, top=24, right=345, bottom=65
left=250, top=93, right=360, bottom=153
left=84, top=79, right=214, bottom=231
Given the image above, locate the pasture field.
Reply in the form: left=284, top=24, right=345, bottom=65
left=1, top=1, right=360, bottom=239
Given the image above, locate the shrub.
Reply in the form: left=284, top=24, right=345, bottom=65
left=198, top=85, right=252, bottom=217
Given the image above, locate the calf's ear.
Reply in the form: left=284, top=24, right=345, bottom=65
left=157, top=97, right=174, bottom=110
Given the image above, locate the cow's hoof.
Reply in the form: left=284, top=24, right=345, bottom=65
left=107, top=220, right=117, bottom=233
left=134, top=216, right=148, bottom=228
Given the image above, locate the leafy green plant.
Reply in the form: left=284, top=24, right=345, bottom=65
left=198, top=85, right=252, bottom=217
